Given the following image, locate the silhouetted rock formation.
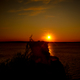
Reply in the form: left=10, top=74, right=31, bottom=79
left=0, top=41, right=66, bottom=79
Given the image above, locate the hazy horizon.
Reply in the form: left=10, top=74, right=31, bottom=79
left=0, top=40, right=80, bottom=43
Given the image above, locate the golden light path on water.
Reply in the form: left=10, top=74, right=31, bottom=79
left=48, top=43, right=55, bottom=56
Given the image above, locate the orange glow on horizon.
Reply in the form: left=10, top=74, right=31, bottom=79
left=42, top=33, right=54, bottom=42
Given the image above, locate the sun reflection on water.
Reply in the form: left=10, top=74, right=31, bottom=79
left=48, top=43, right=54, bottom=56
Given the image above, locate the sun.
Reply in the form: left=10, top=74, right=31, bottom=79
left=47, top=35, right=51, bottom=41
left=48, top=36, right=51, bottom=39
left=42, top=33, right=54, bottom=42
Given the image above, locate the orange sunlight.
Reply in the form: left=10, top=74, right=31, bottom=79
left=48, top=35, right=51, bottom=39
left=41, top=33, right=55, bottom=42
left=45, top=34, right=53, bottom=42
left=47, top=35, right=51, bottom=40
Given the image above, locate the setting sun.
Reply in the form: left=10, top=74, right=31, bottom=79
left=47, top=36, right=51, bottom=39
left=46, top=35, right=52, bottom=41
left=42, top=33, right=54, bottom=42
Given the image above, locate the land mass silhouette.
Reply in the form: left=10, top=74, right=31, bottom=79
left=0, top=40, right=66, bottom=79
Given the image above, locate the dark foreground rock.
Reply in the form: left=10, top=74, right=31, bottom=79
left=0, top=56, right=66, bottom=80
left=0, top=41, right=66, bottom=79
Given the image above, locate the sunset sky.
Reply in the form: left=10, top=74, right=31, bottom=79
left=0, top=0, right=80, bottom=42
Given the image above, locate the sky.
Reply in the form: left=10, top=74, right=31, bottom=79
left=0, top=0, right=80, bottom=42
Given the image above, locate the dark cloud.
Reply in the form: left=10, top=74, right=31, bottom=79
left=6, top=0, right=67, bottom=16
left=24, top=0, right=51, bottom=4
left=23, top=7, right=47, bottom=11
left=8, top=6, right=47, bottom=16
left=0, top=0, right=79, bottom=16
left=24, top=0, right=67, bottom=4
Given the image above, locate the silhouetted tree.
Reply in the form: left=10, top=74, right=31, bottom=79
left=29, top=35, right=33, bottom=41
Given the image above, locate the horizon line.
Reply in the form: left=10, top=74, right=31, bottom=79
left=0, top=41, right=80, bottom=43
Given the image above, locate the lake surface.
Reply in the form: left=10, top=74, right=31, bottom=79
left=0, top=42, right=27, bottom=62
left=48, top=42, right=80, bottom=80
left=0, top=42, right=80, bottom=80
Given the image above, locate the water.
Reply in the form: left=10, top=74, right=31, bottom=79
left=48, top=42, right=80, bottom=80
left=0, top=42, right=27, bottom=62
left=0, top=42, right=80, bottom=80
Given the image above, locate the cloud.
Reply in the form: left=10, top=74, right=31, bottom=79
left=31, top=0, right=51, bottom=4
left=25, top=0, right=51, bottom=4
left=23, top=7, right=46, bottom=16
left=29, top=10, right=45, bottom=16
left=7, top=0, right=69, bottom=16
left=51, top=0, right=73, bottom=4
left=19, top=12, right=29, bottom=15
left=9, top=6, right=47, bottom=16
left=19, top=10, right=45, bottom=16
left=43, top=0, right=64, bottom=4
left=23, top=7, right=46, bottom=11
left=19, top=7, right=46, bottom=16
left=54, top=0, right=65, bottom=3
left=8, top=6, right=47, bottom=12
left=25, top=0, right=67, bottom=4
